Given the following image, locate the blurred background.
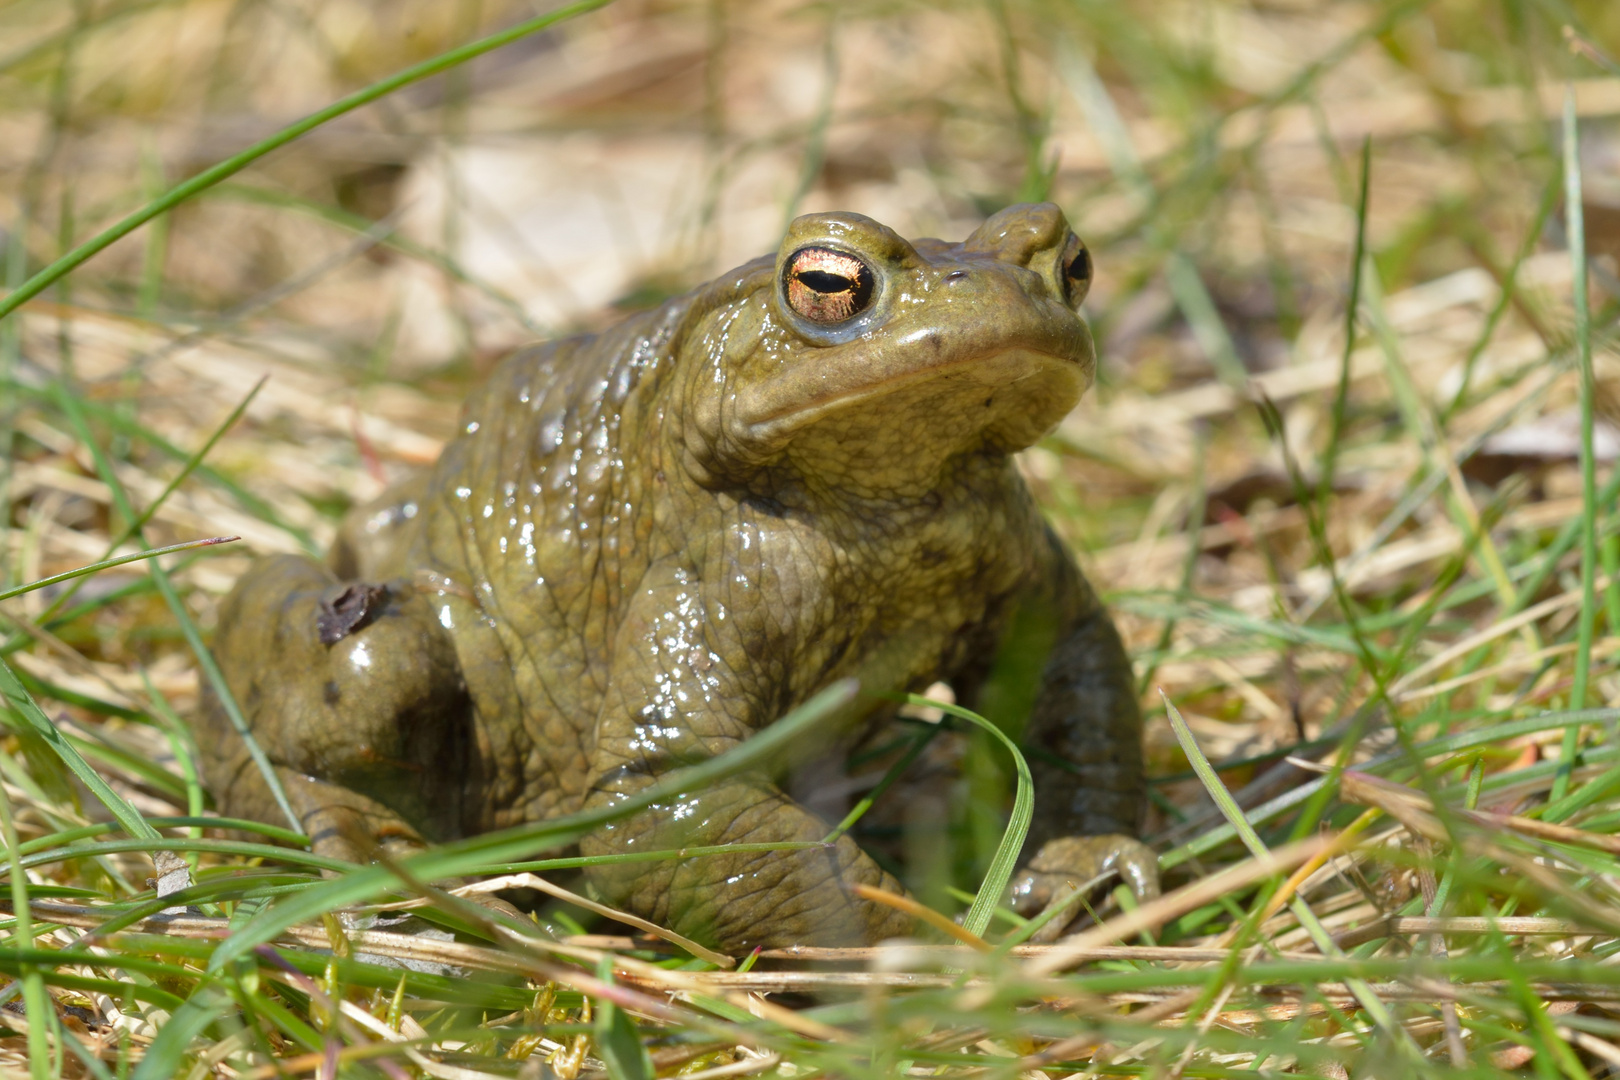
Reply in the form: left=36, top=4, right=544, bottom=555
left=2, top=0, right=1619, bottom=898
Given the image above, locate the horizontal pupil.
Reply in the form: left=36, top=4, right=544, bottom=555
left=796, top=269, right=854, bottom=294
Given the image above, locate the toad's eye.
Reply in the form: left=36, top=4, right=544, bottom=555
left=783, top=247, right=875, bottom=324
left=1060, top=233, right=1092, bottom=308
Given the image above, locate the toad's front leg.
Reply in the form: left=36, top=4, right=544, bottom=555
left=579, top=563, right=913, bottom=953
left=1006, top=525, right=1159, bottom=939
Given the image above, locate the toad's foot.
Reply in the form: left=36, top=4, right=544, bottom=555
left=1008, top=835, right=1160, bottom=944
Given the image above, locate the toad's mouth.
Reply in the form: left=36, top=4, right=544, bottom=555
left=737, top=340, right=1091, bottom=441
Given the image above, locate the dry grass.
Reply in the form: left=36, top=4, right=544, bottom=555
left=3, top=0, right=1620, bottom=1076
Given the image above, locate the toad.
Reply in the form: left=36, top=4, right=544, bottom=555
left=198, top=202, right=1157, bottom=951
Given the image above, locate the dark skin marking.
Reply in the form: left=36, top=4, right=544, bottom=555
left=317, top=583, right=389, bottom=645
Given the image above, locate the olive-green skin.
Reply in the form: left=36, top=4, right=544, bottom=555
left=198, top=203, right=1155, bottom=952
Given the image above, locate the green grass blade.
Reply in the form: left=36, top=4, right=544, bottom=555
left=128, top=987, right=230, bottom=1080
left=0, top=0, right=613, bottom=326
left=0, top=782, right=54, bottom=1080
left=16, top=816, right=305, bottom=855
left=0, top=536, right=236, bottom=604
left=141, top=673, right=206, bottom=832
left=1163, top=693, right=1415, bottom=1057
left=594, top=957, right=654, bottom=1080
left=1162, top=707, right=1620, bottom=868
left=907, top=696, right=1034, bottom=940
left=1562, top=87, right=1600, bottom=799
left=0, top=658, right=159, bottom=842
left=0, top=174, right=27, bottom=595
left=1164, top=695, right=1290, bottom=863
left=46, top=377, right=304, bottom=835
left=15, top=837, right=348, bottom=877
left=1318, top=138, right=1372, bottom=509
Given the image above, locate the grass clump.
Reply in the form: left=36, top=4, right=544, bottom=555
left=2, top=0, right=1620, bottom=1075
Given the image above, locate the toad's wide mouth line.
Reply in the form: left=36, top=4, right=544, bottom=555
left=738, top=344, right=1089, bottom=434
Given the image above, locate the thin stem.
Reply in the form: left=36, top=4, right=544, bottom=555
left=1560, top=87, right=1598, bottom=803
left=1318, top=139, right=1372, bottom=512
left=0, top=537, right=236, bottom=604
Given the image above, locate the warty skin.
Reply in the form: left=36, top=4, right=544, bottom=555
left=198, top=201, right=1156, bottom=952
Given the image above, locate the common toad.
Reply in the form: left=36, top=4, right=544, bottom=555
left=198, top=202, right=1156, bottom=951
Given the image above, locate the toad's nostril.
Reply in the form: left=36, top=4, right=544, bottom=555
left=945, top=270, right=969, bottom=282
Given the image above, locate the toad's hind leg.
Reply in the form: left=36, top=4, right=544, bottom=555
left=196, top=554, right=474, bottom=862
